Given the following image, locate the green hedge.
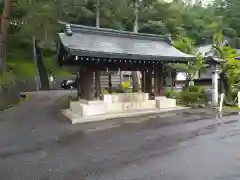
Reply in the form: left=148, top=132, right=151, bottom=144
left=164, top=88, right=180, bottom=99
left=179, top=86, right=206, bottom=105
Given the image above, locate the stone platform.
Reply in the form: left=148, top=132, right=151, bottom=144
left=62, top=93, right=179, bottom=124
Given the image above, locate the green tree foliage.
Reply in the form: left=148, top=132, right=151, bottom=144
left=2, top=0, right=240, bottom=79
left=222, top=46, right=240, bottom=90
left=8, top=0, right=240, bottom=47
left=172, top=36, right=207, bottom=83
left=215, top=44, right=240, bottom=97
left=211, top=31, right=240, bottom=99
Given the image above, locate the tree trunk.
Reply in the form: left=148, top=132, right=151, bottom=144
left=132, top=0, right=140, bottom=92
left=96, top=0, right=100, bottom=28
left=0, top=0, right=12, bottom=73
left=220, top=71, right=232, bottom=104
left=133, top=0, right=139, bottom=33
left=95, top=0, right=101, bottom=98
left=219, top=72, right=225, bottom=94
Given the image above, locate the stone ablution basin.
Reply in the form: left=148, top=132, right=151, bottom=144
left=69, top=93, right=176, bottom=117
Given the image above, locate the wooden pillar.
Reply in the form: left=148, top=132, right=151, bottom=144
left=95, top=70, right=100, bottom=100
left=154, top=67, right=159, bottom=97
left=79, top=68, right=94, bottom=100
left=159, top=63, right=164, bottom=96
left=145, top=69, right=149, bottom=93
left=146, top=68, right=153, bottom=98
left=76, top=71, right=81, bottom=99
left=171, top=70, right=177, bottom=89
left=149, top=68, right=153, bottom=98
left=79, top=71, right=84, bottom=99
left=141, top=70, right=146, bottom=92
left=108, top=72, right=112, bottom=94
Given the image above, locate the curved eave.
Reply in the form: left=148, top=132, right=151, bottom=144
left=204, top=56, right=224, bottom=64
left=68, top=48, right=195, bottom=62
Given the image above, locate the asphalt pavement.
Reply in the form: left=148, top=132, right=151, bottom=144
left=0, top=91, right=240, bottom=180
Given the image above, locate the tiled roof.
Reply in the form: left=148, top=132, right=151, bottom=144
left=58, top=23, right=195, bottom=62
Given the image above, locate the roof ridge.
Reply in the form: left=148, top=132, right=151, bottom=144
left=59, top=21, right=171, bottom=43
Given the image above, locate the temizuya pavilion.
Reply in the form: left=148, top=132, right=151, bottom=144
left=56, top=23, right=223, bottom=123
left=57, top=23, right=197, bottom=99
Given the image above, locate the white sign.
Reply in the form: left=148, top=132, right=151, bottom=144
left=176, top=72, right=187, bottom=81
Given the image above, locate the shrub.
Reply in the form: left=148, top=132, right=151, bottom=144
left=101, top=87, right=109, bottom=94
left=179, top=85, right=206, bottom=105
left=186, top=85, right=204, bottom=93
left=121, top=80, right=131, bottom=93
left=0, top=71, right=16, bottom=87
left=8, top=62, right=35, bottom=78
left=180, top=91, right=205, bottom=104
left=0, top=72, right=19, bottom=110
left=164, top=88, right=172, bottom=98
left=164, top=88, right=180, bottom=99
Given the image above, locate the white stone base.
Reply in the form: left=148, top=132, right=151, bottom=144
left=70, top=99, right=156, bottom=117
left=64, top=93, right=179, bottom=124
left=155, top=96, right=176, bottom=109
left=62, top=106, right=188, bottom=124
left=70, top=100, right=107, bottom=116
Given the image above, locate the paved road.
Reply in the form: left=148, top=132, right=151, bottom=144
left=0, top=91, right=240, bottom=180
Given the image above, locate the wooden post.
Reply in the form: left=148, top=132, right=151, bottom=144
left=95, top=70, right=100, bottom=100
left=145, top=69, right=149, bottom=93
left=154, top=67, right=159, bottom=97
left=76, top=70, right=81, bottom=99
left=88, top=69, right=94, bottom=100
left=147, top=68, right=153, bottom=98
left=80, top=68, right=94, bottom=100
left=141, top=70, right=146, bottom=92
left=108, top=72, right=112, bottom=94
left=79, top=70, right=84, bottom=99
left=159, top=63, right=164, bottom=96
left=171, top=70, right=176, bottom=90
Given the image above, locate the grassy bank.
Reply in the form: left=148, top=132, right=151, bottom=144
left=0, top=72, right=20, bottom=110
